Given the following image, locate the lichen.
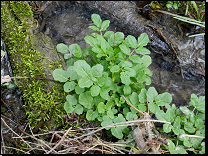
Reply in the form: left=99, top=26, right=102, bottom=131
left=1, top=1, right=66, bottom=129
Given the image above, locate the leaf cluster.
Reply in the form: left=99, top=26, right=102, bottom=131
left=52, top=13, right=205, bottom=153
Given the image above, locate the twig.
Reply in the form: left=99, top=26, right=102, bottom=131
left=70, top=119, right=171, bottom=141
left=179, top=134, right=205, bottom=139
left=2, top=146, right=30, bottom=154
left=122, top=95, right=144, bottom=115
left=46, top=127, right=72, bottom=154
left=1, top=117, right=33, bottom=150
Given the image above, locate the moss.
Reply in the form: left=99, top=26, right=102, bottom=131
left=1, top=1, right=66, bottom=129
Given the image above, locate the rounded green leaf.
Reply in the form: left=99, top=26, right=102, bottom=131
left=141, top=55, right=152, bottom=67
left=67, top=66, right=78, bottom=80
left=90, top=64, right=103, bottom=78
left=138, top=104, right=147, bottom=112
left=101, top=20, right=110, bottom=31
left=139, top=88, right=147, bottom=103
left=137, top=33, right=149, bottom=47
left=56, top=43, right=69, bottom=53
left=104, top=31, right=114, bottom=38
left=120, top=72, right=131, bottom=85
left=107, top=110, right=114, bottom=119
left=86, top=110, right=98, bottom=121
left=79, top=91, right=93, bottom=109
left=183, top=139, right=192, bottom=147
left=163, top=123, right=173, bottom=133
left=125, top=35, right=137, bottom=48
left=126, top=112, right=138, bottom=121
left=74, top=60, right=91, bottom=78
left=64, top=81, right=76, bottom=92
left=146, top=87, right=158, bottom=103
left=66, top=94, right=77, bottom=104
left=148, top=103, right=160, bottom=114
left=98, top=102, right=105, bottom=113
left=78, top=77, right=93, bottom=88
left=91, top=13, right=102, bottom=28
left=101, top=116, right=113, bottom=130
left=119, top=44, right=131, bottom=55
left=52, top=69, right=70, bottom=82
left=90, top=85, right=100, bottom=97
left=123, top=85, right=131, bottom=95
left=89, top=26, right=100, bottom=31
left=75, top=86, right=85, bottom=94
left=164, top=108, right=175, bottom=122
left=129, top=55, right=142, bottom=63
left=74, top=104, right=83, bottom=115
left=135, top=47, right=150, bottom=55
left=184, top=122, right=196, bottom=133
left=64, top=101, right=74, bottom=113
left=111, top=127, right=123, bottom=139
left=110, top=65, right=120, bottom=73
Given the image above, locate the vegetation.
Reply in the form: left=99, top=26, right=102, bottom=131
left=53, top=13, right=205, bottom=154
left=1, top=1, right=66, bottom=129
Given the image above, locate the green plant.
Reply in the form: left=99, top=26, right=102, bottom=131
left=52, top=14, right=205, bottom=153
left=164, top=1, right=181, bottom=9
left=53, top=13, right=152, bottom=139
left=185, top=1, right=205, bottom=21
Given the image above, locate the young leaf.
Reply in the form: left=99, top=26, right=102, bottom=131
left=64, top=81, right=76, bottom=92
left=101, top=115, right=114, bottom=130
left=125, top=35, right=137, bottom=48
left=135, top=47, right=151, bottom=55
left=89, top=26, right=100, bottom=31
left=196, top=96, right=205, bottom=113
left=173, top=116, right=181, bottom=135
left=180, top=106, right=192, bottom=117
left=98, top=102, right=105, bottom=113
left=139, top=88, right=147, bottom=103
left=110, top=65, right=120, bottom=73
left=146, top=87, right=158, bottom=103
left=123, top=85, right=131, bottom=95
left=78, top=77, right=93, bottom=88
left=137, top=33, right=149, bottom=47
left=184, top=122, right=196, bottom=133
left=100, top=20, right=110, bottom=31
left=79, top=91, right=93, bottom=109
left=104, top=31, right=114, bottom=38
left=138, top=104, right=147, bottom=112
left=56, top=43, right=69, bottom=53
left=155, top=92, right=172, bottom=106
left=120, top=72, right=131, bottom=85
left=111, top=127, right=123, bottom=139
left=130, top=92, right=139, bottom=105
left=66, top=94, right=77, bottom=104
left=67, top=66, right=78, bottom=80
left=163, top=123, right=173, bottom=133
left=123, top=67, right=136, bottom=77
left=91, top=14, right=102, bottom=28
left=107, top=110, right=114, bottom=119
left=141, top=55, right=152, bottom=67
left=189, top=93, right=198, bottom=107
left=119, top=44, right=131, bottom=55
left=84, top=36, right=98, bottom=47
left=90, top=64, right=103, bottom=78
left=90, top=85, right=100, bottom=97
left=155, top=110, right=166, bottom=121
left=75, top=86, right=85, bottom=94
left=52, top=69, right=70, bottom=82
left=86, top=110, right=98, bottom=121
left=74, top=60, right=91, bottom=78
left=64, top=101, right=74, bottom=113
left=74, top=104, right=83, bottom=115
left=126, top=112, right=138, bottom=121
left=148, top=103, right=160, bottom=114
left=69, top=44, right=82, bottom=58
left=129, top=55, right=142, bottom=63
